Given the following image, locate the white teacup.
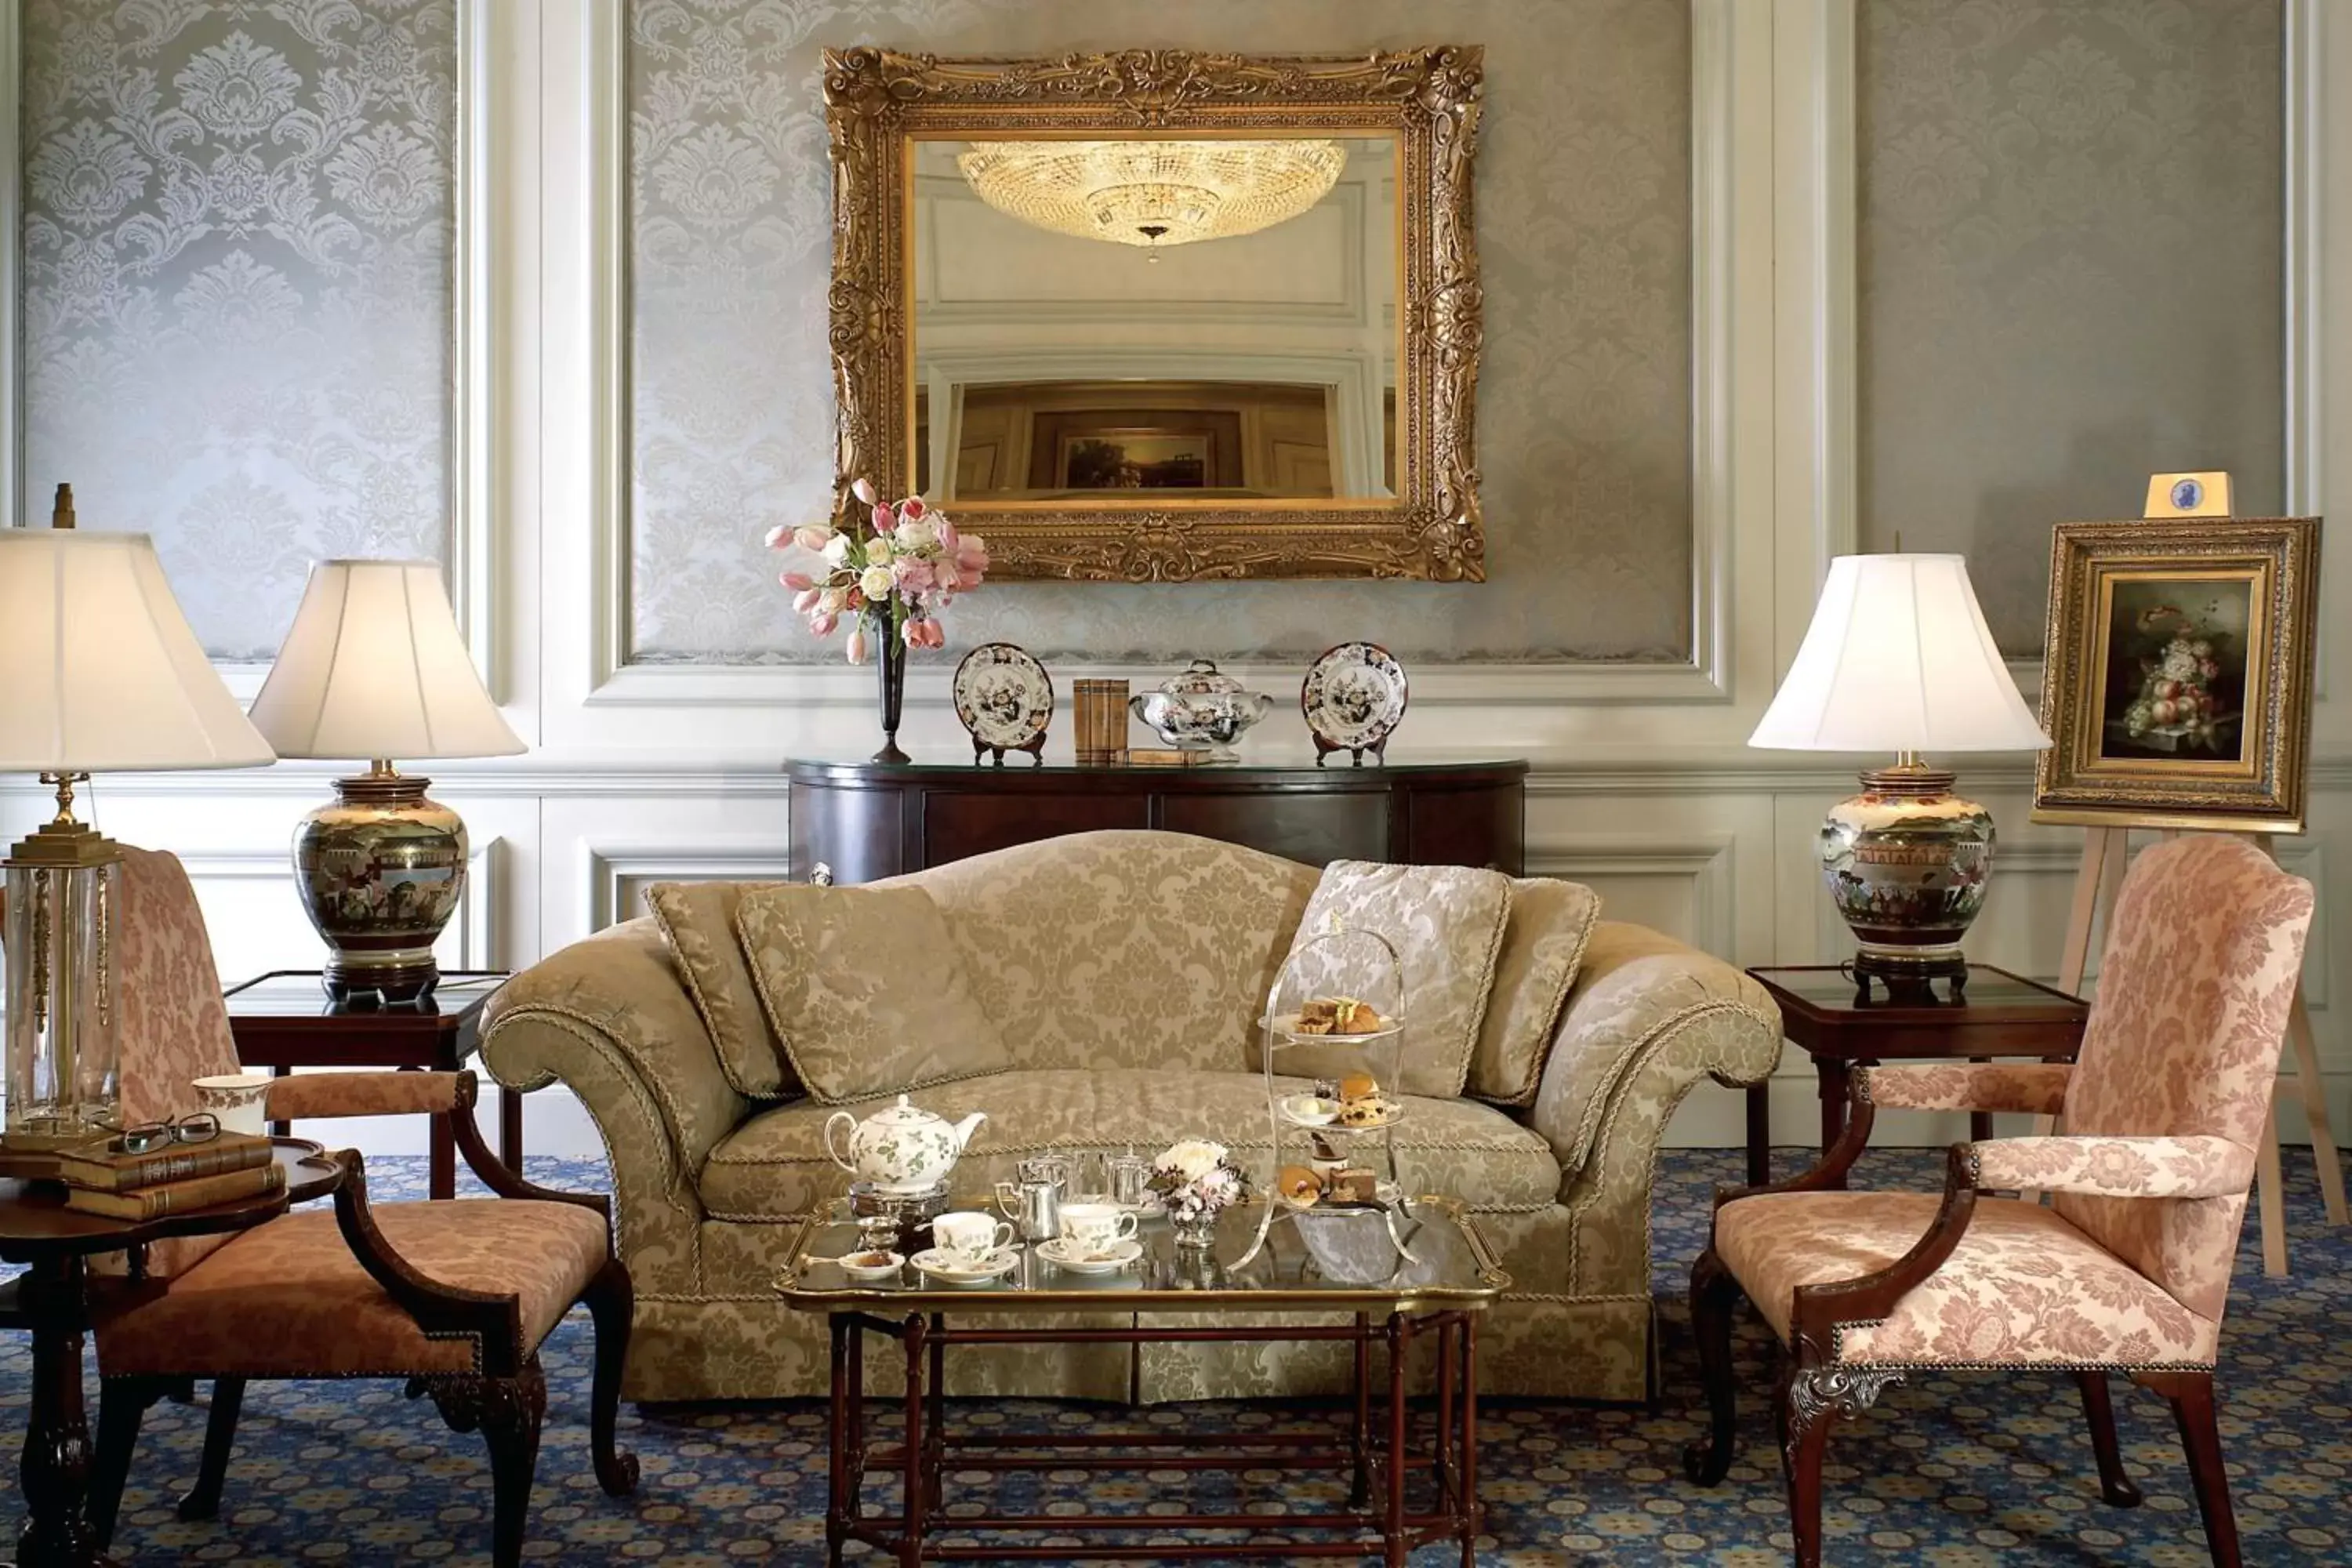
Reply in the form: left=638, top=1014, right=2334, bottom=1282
left=931, top=1210, right=1015, bottom=1263
left=192, top=1073, right=274, bottom=1138
left=1060, top=1202, right=1140, bottom=1254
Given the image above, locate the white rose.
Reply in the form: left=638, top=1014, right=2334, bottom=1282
left=865, top=536, right=894, bottom=567
left=822, top=532, right=854, bottom=567
left=1158, top=1138, right=1225, bottom=1185
left=818, top=586, right=847, bottom=615
left=858, top=564, right=896, bottom=601
left=894, top=517, right=938, bottom=554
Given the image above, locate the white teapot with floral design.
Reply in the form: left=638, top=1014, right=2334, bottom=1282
left=822, top=1095, right=988, bottom=1193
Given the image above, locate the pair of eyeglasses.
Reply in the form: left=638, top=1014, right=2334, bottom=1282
left=111, top=1113, right=221, bottom=1156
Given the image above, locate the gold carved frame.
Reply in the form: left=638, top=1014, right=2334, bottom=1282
left=822, top=46, right=1485, bottom=582
left=2032, top=517, right=2320, bottom=833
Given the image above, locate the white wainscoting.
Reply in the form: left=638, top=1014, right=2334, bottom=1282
left=4, top=0, right=2349, bottom=1167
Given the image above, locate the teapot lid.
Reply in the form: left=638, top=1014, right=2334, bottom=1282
left=866, top=1094, right=937, bottom=1125
left=1158, top=658, right=1244, bottom=698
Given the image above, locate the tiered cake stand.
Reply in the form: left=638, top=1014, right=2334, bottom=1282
left=1234, top=926, right=1418, bottom=1270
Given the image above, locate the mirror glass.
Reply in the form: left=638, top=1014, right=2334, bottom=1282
left=910, top=133, right=1401, bottom=506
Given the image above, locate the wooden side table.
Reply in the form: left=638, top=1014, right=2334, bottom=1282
left=1743, top=964, right=2091, bottom=1187
left=0, top=1141, right=339, bottom=1567
left=223, top=971, right=519, bottom=1200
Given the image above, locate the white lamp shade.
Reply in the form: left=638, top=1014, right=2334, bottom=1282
left=249, top=560, right=524, bottom=761
left=0, top=530, right=274, bottom=773
left=1750, top=554, right=2051, bottom=753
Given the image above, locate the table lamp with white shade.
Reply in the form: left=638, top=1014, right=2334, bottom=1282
left=1750, top=553, right=2052, bottom=996
left=0, top=488, right=277, bottom=1145
left=247, top=559, right=523, bottom=1004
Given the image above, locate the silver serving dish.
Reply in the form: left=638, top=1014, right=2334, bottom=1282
left=1128, top=659, right=1274, bottom=761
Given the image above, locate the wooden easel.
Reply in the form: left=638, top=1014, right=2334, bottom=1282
left=2050, top=825, right=2347, bottom=1275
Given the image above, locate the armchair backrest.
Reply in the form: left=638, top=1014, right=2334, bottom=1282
left=2056, top=833, right=2314, bottom=1321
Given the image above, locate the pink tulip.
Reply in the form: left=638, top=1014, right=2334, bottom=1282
left=851, top=477, right=878, bottom=506
left=809, top=611, right=837, bottom=636
left=780, top=570, right=815, bottom=591
left=764, top=524, right=793, bottom=549
left=846, top=622, right=869, bottom=664
left=893, top=557, right=935, bottom=592
left=956, top=535, right=989, bottom=572
left=792, top=586, right=822, bottom=614
left=871, top=503, right=894, bottom=534
left=898, top=495, right=927, bottom=521
left=793, top=525, right=832, bottom=553
left=935, top=517, right=958, bottom=554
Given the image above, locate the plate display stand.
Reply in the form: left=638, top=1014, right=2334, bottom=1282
left=1233, top=924, right=1416, bottom=1269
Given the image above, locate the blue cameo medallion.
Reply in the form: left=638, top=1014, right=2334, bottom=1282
left=2171, top=477, right=2204, bottom=510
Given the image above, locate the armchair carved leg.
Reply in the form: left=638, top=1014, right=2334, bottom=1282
left=1682, top=1247, right=1740, bottom=1485
left=427, top=1361, right=549, bottom=1568
left=177, top=1375, right=247, bottom=1523
left=1780, top=1366, right=1900, bottom=1568
left=2072, top=1370, right=2142, bottom=1508
left=2137, top=1370, right=2241, bottom=1568
left=583, top=1258, right=640, bottom=1496
left=89, top=1376, right=174, bottom=1550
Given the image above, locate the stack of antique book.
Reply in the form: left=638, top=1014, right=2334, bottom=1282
left=54, top=1130, right=285, bottom=1220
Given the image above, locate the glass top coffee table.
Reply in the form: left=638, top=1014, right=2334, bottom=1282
left=778, top=1195, right=1508, bottom=1566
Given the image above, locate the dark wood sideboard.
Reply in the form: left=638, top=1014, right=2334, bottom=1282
left=785, top=757, right=1527, bottom=884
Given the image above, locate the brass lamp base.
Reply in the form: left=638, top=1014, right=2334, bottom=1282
left=292, top=763, right=468, bottom=1006
left=1817, top=753, right=1994, bottom=1004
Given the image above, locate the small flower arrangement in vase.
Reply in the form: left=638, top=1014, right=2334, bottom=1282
left=1149, top=1138, right=1249, bottom=1249
left=768, top=478, right=988, bottom=763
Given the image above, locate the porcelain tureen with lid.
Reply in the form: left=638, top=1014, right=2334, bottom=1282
left=1129, top=659, right=1274, bottom=761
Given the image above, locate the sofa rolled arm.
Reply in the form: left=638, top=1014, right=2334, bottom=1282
left=1527, top=922, right=1781, bottom=1189
left=1962, top=1133, right=2254, bottom=1200
left=1859, top=1061, right=2072, bottom=1116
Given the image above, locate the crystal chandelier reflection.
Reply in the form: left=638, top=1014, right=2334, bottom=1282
left=956, top=140, right=1347, bottom=251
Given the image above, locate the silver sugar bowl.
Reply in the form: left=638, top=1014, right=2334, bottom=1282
left=1129, top=659, right=1274, bottom=762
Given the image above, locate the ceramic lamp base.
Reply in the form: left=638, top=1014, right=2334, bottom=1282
left=1818, top=760, right=1994, bottom=994
left=292, top=768, right=468, bottom=1005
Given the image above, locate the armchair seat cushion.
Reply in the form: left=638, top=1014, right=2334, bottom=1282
left=96, top=1200, right=612, bottom=1380
left=700, top=1068, right=1562, bottom=1219
left=1715, top=1190, right=2220, bottom=1370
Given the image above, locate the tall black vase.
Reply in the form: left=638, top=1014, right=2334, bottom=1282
left=870, top=610, right=909, bottom=764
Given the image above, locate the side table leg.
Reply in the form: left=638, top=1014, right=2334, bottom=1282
left=422, top=1064, right=456, bottom=1200
left=899, top=1315, right=927, bottom=1568
left=1746, top=1081, right=1770, bottom=1186
left=17, top=1254, right=108, bottom=1568
left=827, top=1318, right=851, bottom=1568
left=1348, top=1312, right=1370, bottom=1511
left=1818, top=1060, right=1853, bottom=1185
left=1385, top=1314, right=1408, bottom=1568
left=1460, top=1316, right=1480, bottom=1568
left=499, top=1084, right=524, bottom=1178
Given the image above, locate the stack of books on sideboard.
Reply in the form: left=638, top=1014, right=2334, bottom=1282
left=53, top=1131, right=284, bottom=1220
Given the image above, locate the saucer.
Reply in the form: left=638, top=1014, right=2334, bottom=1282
left=1037, top=1237, right=1142, bottom=1276
left=829, top=1249, right=905, bottom=1281
left=909, top=1247, right=1020, bottom=1283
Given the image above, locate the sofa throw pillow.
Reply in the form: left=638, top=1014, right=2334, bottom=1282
left=646, top=881, right=799, bottom=1100
left=735, top=884, right=1012, bottom=1105
left=1269, top=860, right=1512, bottom=1098
left=1466, top=877, right=1604, bottom=1106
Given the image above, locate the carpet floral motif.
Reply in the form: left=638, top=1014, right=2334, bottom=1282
left=20, top=1148, right=2347, bottom=1563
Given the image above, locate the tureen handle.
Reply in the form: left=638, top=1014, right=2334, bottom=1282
left=822, top=1111, right=858, bottom=1174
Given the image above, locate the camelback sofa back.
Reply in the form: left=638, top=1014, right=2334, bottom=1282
left=482, top=829, right=1780, bottom=1403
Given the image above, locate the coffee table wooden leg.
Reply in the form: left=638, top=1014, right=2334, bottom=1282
left=1348, top=1313, right=1370, bottom=1511
left=1434, top=1317, right=1455, bottom=1504
left=899, top=1315, right=926, bottom=1567
left=926, top=1314, right=946, bottom=1519
left=1385, top=1314, right=1408, bottom=1567
left=1460, top=1314, right=1480, bottom=1567
left=827, top=1317, right=851, bottom=1568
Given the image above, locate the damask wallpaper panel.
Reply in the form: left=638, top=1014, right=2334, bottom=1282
left=20, top=0, right=456, bottom=660
left=1857, top=0, right=2283, bottom=655
left=628, top=0, right=1693, bottom=665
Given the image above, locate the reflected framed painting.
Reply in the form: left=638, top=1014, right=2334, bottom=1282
left=2033, top=517, right=2320, bottom=833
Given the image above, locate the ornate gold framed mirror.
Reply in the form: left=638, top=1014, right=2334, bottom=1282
left=822, top=46, right=1484, bottom=583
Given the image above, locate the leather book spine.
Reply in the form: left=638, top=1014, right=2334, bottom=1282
left=53, top=1134, right=274, bottom=1193
left=63, top=1160, right=286, bottom=1221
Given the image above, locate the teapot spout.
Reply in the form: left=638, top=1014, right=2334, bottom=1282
left=949, top=1111, right=989, bottom=1152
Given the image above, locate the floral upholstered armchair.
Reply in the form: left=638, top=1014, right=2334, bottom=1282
left=82, top=848, right=638, bottom=1568
left=1686, top=833, right=2315, bottom=1568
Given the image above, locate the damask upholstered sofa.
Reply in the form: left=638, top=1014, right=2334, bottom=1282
left=481, top=829, right=1780, bottom=1404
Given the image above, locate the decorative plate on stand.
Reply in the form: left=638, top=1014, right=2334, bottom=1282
left=952, top=642, right=1054, bottom=764
left=1301, top=643, right=1408, bottom=765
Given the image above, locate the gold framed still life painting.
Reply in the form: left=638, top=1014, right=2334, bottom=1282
left=2033, top=517, right=2320, bottom=833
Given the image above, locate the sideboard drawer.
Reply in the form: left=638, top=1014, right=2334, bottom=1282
left=921, top=791, right=1149, bottom=868
left=1156, top=790, right=1388, bottom=866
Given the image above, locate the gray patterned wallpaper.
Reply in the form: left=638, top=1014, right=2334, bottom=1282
left=21, top=0, right=456, bottom=660
left=1857, top=0, right=2284, bottom=654
left=628, top=0, right=1695, bottom=665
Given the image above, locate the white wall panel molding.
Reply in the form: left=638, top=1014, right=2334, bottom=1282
left=579, top=842, right=794, bottom=934
left=1531, top=833, right=1737, bottom=959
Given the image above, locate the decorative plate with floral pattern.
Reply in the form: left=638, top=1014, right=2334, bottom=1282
left=952, top=643, right=1054, bottom=753
left=1301, top=643, right=1409, bottom=754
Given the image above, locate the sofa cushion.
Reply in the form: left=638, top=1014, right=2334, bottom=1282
left=1467, top=877, right=1604, bottom=1106
left=912, top=830, right=1318, bottom=1073
left=1272, top=861, right=1511, bottom=1098
left=647, top=881, right=797, bottom=1099
left=699, top=1068, right=1562, bottom=1219
left=735, top=884, right=1011, bottom=1105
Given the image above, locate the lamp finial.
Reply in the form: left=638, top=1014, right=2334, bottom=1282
left=49, top=483, right=74, bottom=531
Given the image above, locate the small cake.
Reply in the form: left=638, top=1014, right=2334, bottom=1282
left=1340, top=1098, right=1392, bottom=1128
left=1330, top=1167, right=1380, bottom=1204
left=1297, top=997, right=1385, bottom=1035
left=1276, top=1165, right=1323, bottom=1207
left=1337, top=1072, right=1381, bottom=1105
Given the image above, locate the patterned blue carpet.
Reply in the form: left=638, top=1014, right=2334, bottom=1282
left=5, top=1146, right=2347, bottom=1564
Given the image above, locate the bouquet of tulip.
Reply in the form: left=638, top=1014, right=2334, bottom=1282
left=767, top=477, right=988, bottom=662
left=1149, top=1138, right=1249, bottom=1247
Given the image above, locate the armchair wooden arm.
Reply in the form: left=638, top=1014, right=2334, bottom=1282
left=272, top=1070, right=608, bottom=1218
